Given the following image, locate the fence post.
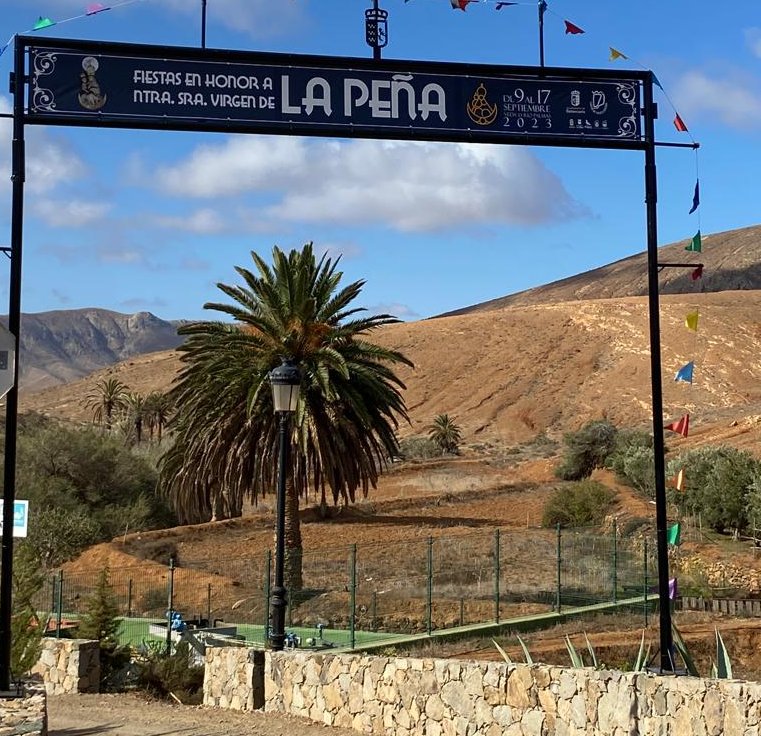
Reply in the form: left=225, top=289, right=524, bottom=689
left=206, top=583, right=212, bottom=625
left=426, top=537, right=433, bottom=636
left=264, top=549, right=271, bottom=634
left=127, top=578, right=133, bottom=618
left=612, top=518, right=618, bottom=604
left=371, top=590, right=377, bottom=632
left=349, top=544, right=357, bottom=650
left=166, top=557, right=175, bottom=656
left=494, top=529, right=501, bottom=624
left=56, top=570, right=63, bottom=638
left=460, top=598, right=465, bottom=627
left=643, top=537, right=649, bottom=627
left=556, top=524, right=562, bottom=614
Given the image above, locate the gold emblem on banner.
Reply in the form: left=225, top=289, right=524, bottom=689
left=466, top=83, right=498, bottom=126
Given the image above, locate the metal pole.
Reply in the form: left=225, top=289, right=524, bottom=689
left=127, top=578, right=133, bottom=618
left=264, top=549, right=271, bottom=634
left=644, top=73, right=675, bottom=674
left=206, top=583, right=211, bottom=625
left=644, top=537, right=649, bottom=627
left=612, top=519, right=618, bottom=604
left=371, top=590, right=377, bottom=632
left=494, top=530, right=501, bottom=623
left=538, top=1, right=547, bottom=67
left=55, top=571, right=63, bottom=638
left=166, top=558, right=175, bottom=656
left=269, top=411, right=289, bottom=651
left=0, top=39, right=26, bottom=693
left=426, top=537, right=433, bottom=636
left=556, top=523, right=562, bottom=613
left=201, top=0, right=207, bottom=48
left=349, top=544, right=356, bottom=650
left=372, top=0, right=381, bottom=61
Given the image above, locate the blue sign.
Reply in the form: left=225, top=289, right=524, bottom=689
left=0, top=499, right=28, bottom=538
left=27, top=43, right=642, bottom=146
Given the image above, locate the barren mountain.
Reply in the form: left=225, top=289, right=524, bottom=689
left=7, top=308, right=184, bottom=391
left=439, top=224, right=761, bottom=316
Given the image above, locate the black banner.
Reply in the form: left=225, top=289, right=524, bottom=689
left=27, top=43, right=642, bottom=144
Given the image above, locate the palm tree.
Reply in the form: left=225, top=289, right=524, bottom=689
left=159, top=243, right=412, bottom=590
left=123, top=391, right=147, bottom=444
left=144, top=391, right=173, bottom=443
left=427, top=414, right=462, bottom=454
left=83, top=377, right=128, bottom=431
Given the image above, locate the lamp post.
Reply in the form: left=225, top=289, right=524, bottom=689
left=268, top=358, right=301, bottom=652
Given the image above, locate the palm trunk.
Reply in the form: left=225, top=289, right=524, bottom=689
left=283, top=477, right=303, bottom=592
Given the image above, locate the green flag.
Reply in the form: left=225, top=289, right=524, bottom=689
left=685, top=230, right=702, bottom=253
left=667, top=522, right=681, bottom=546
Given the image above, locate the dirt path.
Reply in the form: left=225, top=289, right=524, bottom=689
left=48, top=694, right=365, bottom=736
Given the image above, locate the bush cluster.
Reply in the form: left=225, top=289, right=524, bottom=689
left=542, top=480, right=617, bottom=528
left=667, top=446, right=761, bottom=534
left=606, top=429, right=655, bottom=497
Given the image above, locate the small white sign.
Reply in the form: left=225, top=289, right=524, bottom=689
left=0, top=499, right=28, bottom=538
left=0, top=324, right=15, bottom=400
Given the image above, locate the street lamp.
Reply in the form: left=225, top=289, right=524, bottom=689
left=268, top=358, right=301, bottom=652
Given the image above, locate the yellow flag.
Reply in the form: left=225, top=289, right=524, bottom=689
left=685, top=310, right=699, bottom=331
left=676, top=468, right=685, bottom=492
left=609, top=47, right=627, bottom=61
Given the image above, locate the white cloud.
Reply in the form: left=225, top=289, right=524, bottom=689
left=0, top=96, right=87, bottom=197
left=745, top=28, right=761, bottom=58
left=367, top=303, right=421, bottom=322
left=155, top=136, right=585, bottom=233
left=673, top=71, right=761, bottom=130
left=153, top=208, right=228, bottom=234
left=32, top=199, right=111, bottom=227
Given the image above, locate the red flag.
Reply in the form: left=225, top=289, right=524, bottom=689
left=451, top=0, right=475, bottom=10
left=691, top=265, right=704, bottom=281
left=665, top=414, right=690, bottom=437
left=674, top=114, right=689, bottom=132
left=564, top=20, right=585, bottom=34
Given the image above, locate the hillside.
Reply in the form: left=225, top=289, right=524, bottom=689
left=22, top=290, right=761, bottom=448
left=439, top=224, right=761, bottom=317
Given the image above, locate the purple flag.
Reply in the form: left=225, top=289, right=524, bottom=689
left=669, top=578, right=678, bottom=600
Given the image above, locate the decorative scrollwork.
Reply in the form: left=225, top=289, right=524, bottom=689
left=615, top=82, right=638, bottom=138
left=31, top=51, right=58, bottom=112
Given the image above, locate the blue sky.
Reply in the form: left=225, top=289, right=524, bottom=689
left=0, top=0, right=759, bottom=321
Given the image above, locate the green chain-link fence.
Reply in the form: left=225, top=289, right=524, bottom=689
left=33, top=524, right=657, bottom=650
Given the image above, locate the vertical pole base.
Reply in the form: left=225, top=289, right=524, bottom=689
left=270, top=586, right=287, bottom=651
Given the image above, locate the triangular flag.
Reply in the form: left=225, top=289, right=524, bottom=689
left=685, top=310, right=699, bottom=331
left=564, top=20, right=585, bottom=34
left=652, top=74, right=663, bottom=90
left=665, top=414, right=690, bottom=437
left=86, top=3, right=111, bottom=15
left=691, top=265, right=704, bottom=281
left=685, top=230, right=702, bottom=253
left=609, top=47, right=627, bottom=61
left=495, top=1, right=518, bottom=7
left=33, top=16, right=56, bottom=30
left=669, top=577, right=679, bottom=598
left=451, top=0, right=474, bottom=10
left=667, top=524, right=681, bottom=546
left=674, top=361, right=694, bottom=384
left=674, top=114, right=689, bottom=132
left=669, top=468, right=686, bottom=492
left=0, top=41, right=9, bottom=60
left=689, top=180, right=700, bottom=214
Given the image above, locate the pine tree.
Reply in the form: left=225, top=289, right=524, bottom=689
left=78, top=567, right=121, bottom=645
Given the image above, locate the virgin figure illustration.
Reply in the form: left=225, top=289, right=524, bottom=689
left=78, top=56, right=107, bottom=111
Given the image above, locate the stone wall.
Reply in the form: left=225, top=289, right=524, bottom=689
left=0, top=682, right=47, bottom=736
left=32, top=638, right=100, bottom=695
left=203, top=647, right=264, bottom=711
left=258, top=650, right=761, bottom=736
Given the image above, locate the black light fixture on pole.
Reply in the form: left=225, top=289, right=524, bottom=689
left=268, top=358, right=301, bottom=652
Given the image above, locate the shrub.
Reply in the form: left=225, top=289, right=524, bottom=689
left=542, top=480, right=617, bottom=528
left=667, top=446, right=761, bottom=533
left=10, top=544, right=45, bottom=678
left=134, top=641, right=204, bottom=704
left=398, top=436, right=441, bottom=461
left=555, top=420, right=618, bottom=481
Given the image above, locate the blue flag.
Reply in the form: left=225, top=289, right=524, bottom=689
left=674, top=361, right=694, bottom=384
left=689, top=180, right=700, bottom=214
